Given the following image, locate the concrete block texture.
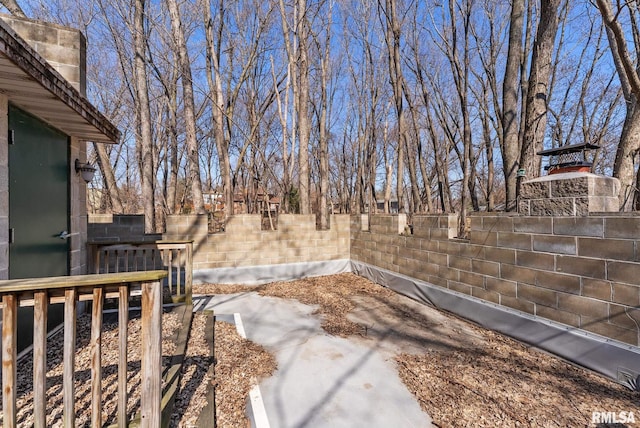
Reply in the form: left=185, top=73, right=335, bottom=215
left=608, top=261, right=640, bottom=286
left=520, top=173, right=620, bottom=216
left=580, top=315, right=637, bottom=346
left=497, top=232, right=532, bottom=250
left=556, top=255, right=606, bottom=279
left=581, top=278, right=613, bottom=301
left=536, top=305, right=580, bottom=327
left=553, top=217, right=604, bottom=237
left=558, top=294, right=609, bottom=319
left=578, top=237, right=635, bottom=261
left=532, top=235, right=576, bottom=255
left=0, top=14, right=87, bottom=94
left=86, top=212, right=640, bottom=346
left=605, top=217, right=640, bottom=239
left=518, top=283, right=558, bottom=307
left=513, top=217, right=553, bottom=234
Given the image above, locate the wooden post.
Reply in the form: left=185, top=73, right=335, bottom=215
left=141, top=280, right=162, bottom=427
left=63, top=288, right=77, bottom=428
left=91, top=287, right=104, bottom=428
left=92, top=245, right=100, bottom=274
left=33, top=291, right=48, bottom=428
left=185, top=242, right=193, bottom=305
left=118, top=285, right=130, bottom=427
left=2, top=294, right=17, bottom=428
left=167, top=250, right=173, bottom=296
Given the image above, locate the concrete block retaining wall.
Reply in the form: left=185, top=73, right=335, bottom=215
left=351, top=213, right=640, bottom=347
left=89, top=212, right=640, bottom=347
left=89, top=214, right=351, bottom=271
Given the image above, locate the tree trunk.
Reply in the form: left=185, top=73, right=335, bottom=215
left=383, top=0, right=406, bottom=214
left=203, top=0, right=233, bottom=218
left=133, top=0, right=156, bottom=233
left=297, top=0, right=311, bottom=215
left=596, top=0, right=640, bottom=210
left=502, top=0, right=524, bottom=211
left=620, top=104, right=640, bottom=209
left=518, top=0, right=561, bottom=194
left=167, top=0, right=205, bottom=214
left=0, top=0, right=26, bottom=17
left=166, top=76, right=179, bottom=215
left=318, top=4, right=331, bottom=229
left=93, top=142, right=123, bottom=213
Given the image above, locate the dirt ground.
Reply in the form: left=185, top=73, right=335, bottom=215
left=195, top=273, right=639, bottom=428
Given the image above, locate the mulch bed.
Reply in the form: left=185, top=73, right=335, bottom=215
left=0, top=311, right=180, bottom=427
left=195, top=273, right=639, bottom=427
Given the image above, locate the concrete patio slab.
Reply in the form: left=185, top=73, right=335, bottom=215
left=196, top=292, right=433, bottom=428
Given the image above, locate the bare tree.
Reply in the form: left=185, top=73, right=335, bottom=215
left=203, top=0, right=232, bottom=218
left=379, top=0, right=408, bottom=214
left=297, top=0, right=311, bottom=215
left=315, top=1, right=332, bottom=229
left=502, top=0, right=524, bottom=211
left=518, top=0, right=562, bottom=191
left=93, top=142, right=124, bottom=212
left=0, top=0, right=26, bottom=17
left=596, top=0, right=640, bottom=210
left=166, top=0, right=205, bottom=214
left=133, top=0, right=156, bottom=232
left=433, top=0, right=474, bottom=236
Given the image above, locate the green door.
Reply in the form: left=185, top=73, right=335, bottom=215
left=9, top=105, right=70, bottom=279
left=8, top=105, right=69, bottom=352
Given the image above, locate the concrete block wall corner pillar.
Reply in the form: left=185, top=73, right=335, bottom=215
left=397, top=213, right=407, bottom=235
left=69, top=136, right=87, bottom=273
left=445, top=214, right=458, bottom=239
left=360, top=214, right=369, bottom=231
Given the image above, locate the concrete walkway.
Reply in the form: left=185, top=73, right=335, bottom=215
left=196, top=292, right=433, bottom=428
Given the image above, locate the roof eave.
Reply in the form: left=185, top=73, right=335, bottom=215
left=0, top=19, right=120, bottom=143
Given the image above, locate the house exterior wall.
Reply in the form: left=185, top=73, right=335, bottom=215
left=351, top=213, right=640, bottom=347
left=69, top=136, right=88, bottom=275
left=0, top=17, right=91, bottom=276
left=0, top=102, right=86, bottom=278
left=0, top=94, right=8, bottom=279
left=0, top=14, right=86, bottom=95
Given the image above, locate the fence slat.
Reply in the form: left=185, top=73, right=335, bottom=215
left=63, top=288, right=77, bottom=428
left=118, top=285, right=129, bottom=427
left=167, top=249, right=173, bottom=295
left=103, top=250, right=109, bottom=274
left=33, top=291, right=48, bottom=428
left=176, top=249, right=182, bottom=296
left=2, top=294, right=17, bottom=428
left=0, top=271, right=166, bottom=426
left=93, top=248, right=100, bottom=274
left=141, top=280, right=162, bottom=428
left=88, top=241, right=194, bottom=304
left=185, top=243, right=193, bottom=304
left=91, top=287, right=104, bottom=428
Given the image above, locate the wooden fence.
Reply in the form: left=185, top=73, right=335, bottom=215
left=0, top=270, right=167, bottom=427
left=89, top=241, right=193, bottom=305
